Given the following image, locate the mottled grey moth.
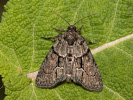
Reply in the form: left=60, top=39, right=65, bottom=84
left=36, top=10, right=103, bottom=91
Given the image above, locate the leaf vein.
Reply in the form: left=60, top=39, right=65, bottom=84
left=104, top=85, right=125, bottom=100
left=106, top=0, right=119, bottom=42
left=29, top=24, right=35, bottom=72
left=114, top=46, right=133, bottom=57
left=31, top=82, right=38, bottom=100
left=73, top=0, right=85, bottom=23
left=92, top=34, right=133, bottom=54
left=54, top=89, right=63, bottom=100
left=0, top=50, right=20, bottom=69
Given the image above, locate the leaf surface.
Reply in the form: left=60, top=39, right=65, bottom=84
left=0, top=0, right=132, bottom=100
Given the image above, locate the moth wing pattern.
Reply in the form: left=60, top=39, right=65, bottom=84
left=72, top=36, right=103, bottom=91
left=36, top=23, right=103, bottom=91
left=36, top=42, right=66, bottom=88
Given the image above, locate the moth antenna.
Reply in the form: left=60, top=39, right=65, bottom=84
left=74, top=14, right=96, bottom=25
left=49, top=8, right=70, bottom=25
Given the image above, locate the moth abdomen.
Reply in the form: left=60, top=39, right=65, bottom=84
left=66, top=74, right=72, bottom=82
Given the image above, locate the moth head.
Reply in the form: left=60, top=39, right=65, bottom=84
left=67, top=25, right=76, bottom=31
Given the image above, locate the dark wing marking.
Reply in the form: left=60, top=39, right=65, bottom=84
left=72, top=38, right=103, bottom=91
left=36, top=47, right=66, bottom=88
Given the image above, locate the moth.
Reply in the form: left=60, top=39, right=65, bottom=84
left=36, top=9, right=103, bottom=91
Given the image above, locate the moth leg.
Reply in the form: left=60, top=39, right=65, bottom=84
left=77, top=25, right=83, bottom=33
left=40, top=34, right=61, bottom=39
left=53, top=28, right=66, bottom=32
left=87, top=41, right=98, bottom=45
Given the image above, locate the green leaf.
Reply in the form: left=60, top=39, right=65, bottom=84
left=0, top=0, right=132, bottom=100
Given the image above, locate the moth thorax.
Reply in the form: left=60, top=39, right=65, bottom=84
left=65, top=32, right=77, bottom=45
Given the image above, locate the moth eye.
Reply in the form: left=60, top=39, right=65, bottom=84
left=73, top=27, right=76, bottom=30
left=68, top=27, right=71, bottom=30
